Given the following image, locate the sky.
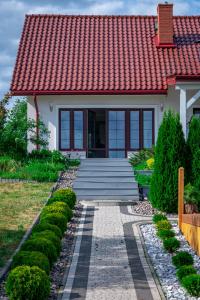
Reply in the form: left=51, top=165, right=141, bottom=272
left=0, top=0, right=200, bottom=104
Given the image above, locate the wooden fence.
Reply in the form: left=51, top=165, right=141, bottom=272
left=178, top=167, right=200, bottom=256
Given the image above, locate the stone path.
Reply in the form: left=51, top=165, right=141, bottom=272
left=60, top=205, right=163, bottom=300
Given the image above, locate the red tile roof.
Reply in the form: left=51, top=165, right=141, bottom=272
left=11, top=15, right=200, bottom=95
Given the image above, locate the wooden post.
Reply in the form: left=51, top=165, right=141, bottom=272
left=178, top=167, right=184, bottom=230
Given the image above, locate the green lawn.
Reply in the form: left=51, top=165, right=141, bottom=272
left=0, top=182, right=53, bottom=269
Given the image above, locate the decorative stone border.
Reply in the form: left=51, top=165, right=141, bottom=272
left=0, top=176, right=60, bottom=283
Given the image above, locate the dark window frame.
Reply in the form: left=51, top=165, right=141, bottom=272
left=193, top=108, right=200, bottom=116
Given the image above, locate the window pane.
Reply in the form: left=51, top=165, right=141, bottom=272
left=130, top=111, right=139, bottom=149
left=108, top=111, right=125, bottom=150
left=194, top=109, right=200, bottom=118
left=109, top=151, right=125, bottom=158
left=60, top=111, right=70, bottom=149
left=143, top=110, right=153, bottom=149
left=74, top=111, right=83, bottom=149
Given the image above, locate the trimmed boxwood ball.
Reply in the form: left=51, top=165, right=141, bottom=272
left=12, top=251, right=50, bottom=274
left=181, top=274, right=200, bottom=297
left=22, top=237, right=57, bottom=267
left=40, top=212, right=68, bottom=234
left=41, top=201, right=72, bottom=221
left=5, top=266, right=50, bottom=300
left=176, top=265, right=197, bottom=282
left=32, top=230, right=61, bottom=255
left=32, top=223, right=62, bottom=239
left=172, top=251, right=194, bottom=268
left=152, top=214, right=167, bottom=224
left=48, top=188, right=76, bottom=209
left=163, top=237, right=180, bottom=253
left=156, top=220, right=172, bottom=231
left=157, top=229, right=175, bottom=240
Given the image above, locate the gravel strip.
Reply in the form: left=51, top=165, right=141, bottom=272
left=140, top=223, right=200, bottom=300
left=56, top=167, right=78, bottom=190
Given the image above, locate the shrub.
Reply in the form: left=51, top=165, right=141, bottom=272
left=12, top=251, right=50, bottom=274
left=32, top=223, right=62, bottom=239
left=150, top=110, right=186, bottom=213
left=129, top=148, right=154, bottom=166
left=0, top=156, right=20, bottom=172
left=184, top=183, right=200, bottom=206
left=48, top=188, right=76, bottom=209
left=40, top=213, right=67, bottom=234
left=172, top=251, right=194, bottom=268
left=41, top=201, right=72, bottom=221
left=31, top=230, right=61, bottom=255
left=146, top=158, right=154, bottom=169
left=152, top=214, right=167, bottom=224
left=192, top=149, right=200, bottom=192
left=5, top=266, right=50, bottom=300
left=157, top=229, right=175, bottom=240
left=176, top=265, right=197, bottom=282
left=156, top=220, right=172, bottom=231
left=181, top=274, right=200, bottom=297
left=22, top=237, right=57, bottom=267
left=163, top=237, right=180, bottom=253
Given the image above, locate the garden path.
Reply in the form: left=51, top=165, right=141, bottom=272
left=59, top=205, right=163, bottom=300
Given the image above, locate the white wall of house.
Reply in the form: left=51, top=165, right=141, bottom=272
left=27, top=86, right=200, bottom=156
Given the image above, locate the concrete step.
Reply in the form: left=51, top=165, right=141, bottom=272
left=77, top=195, right=139, bottom=201
left=73, top=177, right=136, bottom=183
left=75, top=189, right=138, bottom=196
left=79, top=166, right=132, bottom=172
left=80, top=161, right=130, bottom=167
left=73, top=182, right=138, bottom=189
left=77, top=171, right=134, bottom=177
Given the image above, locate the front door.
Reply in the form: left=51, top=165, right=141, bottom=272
left=88, top=109, right=106, bottom=158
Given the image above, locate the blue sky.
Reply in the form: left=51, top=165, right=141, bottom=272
left=0, top=0, right=200, bottom=103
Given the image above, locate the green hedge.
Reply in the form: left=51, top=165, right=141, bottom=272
left=156, top=220, right=172, bottom=231
left=163, top=237, right=180, bottom=253
left=31, top=230, right=61, bottom=255
left=172, top=251, right=194, bottom=268
left=176, top=265, right=197, bottom=282
left=32, top=223, right=62, bottom=239
left=12, top=251, right=50, bottom=274
left=40, top=212, right=68, bottom=234
left=41, top=201, right=72, bottom=221
left=6, top=266, right=50, bottom=300
left=182, top=274, right=200, bottom=297
left=152, top=214, right=167, bottom=224
left=48, top=188, right=76, bottom=209
left=156, top=229, right=175, bottom=240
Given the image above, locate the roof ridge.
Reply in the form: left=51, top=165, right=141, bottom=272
left=25, top=14, right=200, bottom=18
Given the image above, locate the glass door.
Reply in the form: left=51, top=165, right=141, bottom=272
left=108, top=111, right=126, bottom=158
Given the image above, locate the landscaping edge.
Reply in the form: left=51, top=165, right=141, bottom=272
left=0, top=172, right=62, bottom=283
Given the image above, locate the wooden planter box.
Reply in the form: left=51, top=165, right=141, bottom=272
left=181, top=214, right=200, bottom=256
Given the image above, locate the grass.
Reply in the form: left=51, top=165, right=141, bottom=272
left=0, top=182, right=52, bottom=268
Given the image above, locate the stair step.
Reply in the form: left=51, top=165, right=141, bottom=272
left=80, top=162, right=130, bottom=167
left=77, top=195, right=139, bottom=201
left=79, top=166, right=131, bottom=172
left=73, top=177, right=136, bottom=183
left=75, top=189, right=138, bottom=196
left=77, top=171, right=134, bottom=177
left=73, top=182, right=138, bottom=189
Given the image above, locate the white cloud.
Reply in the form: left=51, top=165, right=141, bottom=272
left=0, top=66, right=13, bottom=79
left=0, top=53, right=15, bottom=65
left=0, top=0, right=26, bottom=12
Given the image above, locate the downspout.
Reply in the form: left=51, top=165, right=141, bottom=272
left=33, top=94, right=39, bottom=150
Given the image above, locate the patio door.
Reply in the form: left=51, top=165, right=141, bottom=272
left=108, top=110, right=126, bottom=158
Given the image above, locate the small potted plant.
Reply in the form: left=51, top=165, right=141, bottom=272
left=184, top=183, right=200, bottom=214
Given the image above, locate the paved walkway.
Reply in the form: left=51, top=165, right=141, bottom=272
left=60, top=205, right=163, bottom=300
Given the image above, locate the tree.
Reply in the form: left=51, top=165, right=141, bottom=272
left=150, top=110, right=186, bottom=213
left=0, top=93, right=11, bottom=151
left=0, top=99, right=49, bottom=157
left=186, top=116, right=200, bottom=183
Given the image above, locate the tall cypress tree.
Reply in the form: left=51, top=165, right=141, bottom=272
left=150, top=110, right=186, bottom=213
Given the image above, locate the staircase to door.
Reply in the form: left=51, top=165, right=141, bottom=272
left=73, top=159, right=139, bottom=204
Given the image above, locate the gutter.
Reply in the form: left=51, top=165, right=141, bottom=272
left=11, top=89, right=168, bottom=96
left=33, top=95, right=39, bottom=150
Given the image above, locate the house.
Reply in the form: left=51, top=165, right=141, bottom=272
left=10, top=3, right=200, bottom=159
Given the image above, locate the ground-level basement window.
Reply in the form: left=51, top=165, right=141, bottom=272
left=59, top=109, right=154, bottom=158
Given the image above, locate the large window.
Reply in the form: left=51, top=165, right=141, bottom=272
left=59, top=110, right=84, bottom=150
left=130, top=109, right=154, bottom=150
left=193, top=108, right=200, bottom=118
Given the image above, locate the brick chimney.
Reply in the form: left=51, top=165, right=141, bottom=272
left=157, top=3, right=174, bottom=46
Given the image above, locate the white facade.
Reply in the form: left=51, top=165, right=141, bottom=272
left=27, top=85, right=200, bottom=157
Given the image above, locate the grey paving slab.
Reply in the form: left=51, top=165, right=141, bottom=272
left=73, top=182, right=138, bottom=189
left=77, top=195, right=139, bottom=201
left=77, top=171, right=134, bottom=177
left=75, top=189, right=139, bottom=196
left=73, top=177, right=135, bottom=183
left=79, top=166, right=132, bottom=172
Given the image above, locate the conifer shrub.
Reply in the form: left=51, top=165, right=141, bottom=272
left=163, top=237, right=180, bottom=253
left=31, top=230, right=61, bottom=255
left=150, top=110, right=186, bottom=213
left=5, top=266, right=50, bottom=300
left=48, top=188, right=76, bottom=209
left=181, top=274, right=200, bottom=297
left=40, top=212, right=67, bottom=234
left=32, top=223, right=62, bottom=239
left=172, top=251, right=194, bottom=268
left=152, top=213, right=167, bottom=224
left=156, top=220, right=172, bottom=231
left=41, top=201, right=72, bottom=221
left=157, top=229, right=175, bottom=240
left=12, top=251, right=50, bottom=274
left=22, top=237, right=57, bottom=267
left=176, top=265, right=196, bottom=282
left=192, top=149, right=200, bottom=192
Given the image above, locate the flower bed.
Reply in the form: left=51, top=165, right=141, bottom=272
left=141, top=221, right=200, bottom=299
